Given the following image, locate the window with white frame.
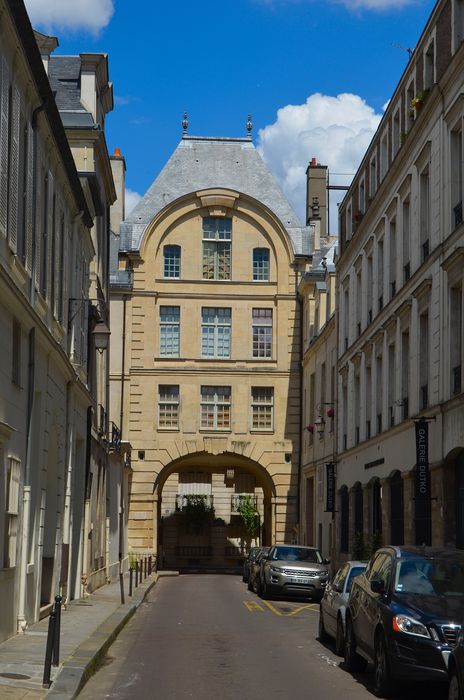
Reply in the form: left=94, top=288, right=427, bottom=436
left=253, top=248, right=270, bottom=281
left=201, top=307, right=231, bottom=358
left=164, top=245, right=181, bottom=278
left=159, top=306, right=180, bottom=356
left=251, top=387, right=274, bottom=430
left=202, top=217, right=231, bottom=280
left=252, top=308, right=272, bottom=358
left=158, top=385, right=179, bottom=428
left=452, top=0, right=464, bottom=53
left=200, top=386, right=231, bottom=429
left=4, top=457, right=20, bottom=568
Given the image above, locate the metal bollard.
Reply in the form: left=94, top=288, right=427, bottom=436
left=135, top=561, right=139, bottom=588
left=139, top=559, right=143, bottom=584
left=129, top=566, right=133, bottom=596
left=144, top=557, right=147, bottom=579
left=148, top=555, right=152, bottom=576
left=52, top=595, right=62, bottom=667
left=42, top=609, right=56, bottom=687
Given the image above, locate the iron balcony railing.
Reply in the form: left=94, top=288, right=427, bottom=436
left=110, top=422, right=122, bottom=452
left=175, top=494, right=214, bottom=512
left=175, top=546, right=212, bottom=557
left=231, top=494, right=258, bottom=514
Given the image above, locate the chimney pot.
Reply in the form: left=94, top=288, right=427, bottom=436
left=311, top=157, right=317, bottom=166
left=114, top=147, right=121, bottom=157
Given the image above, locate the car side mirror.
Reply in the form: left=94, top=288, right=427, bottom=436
left=370, top=578, right=385, bottom=594
left=323, top=558, right=330, bottom=565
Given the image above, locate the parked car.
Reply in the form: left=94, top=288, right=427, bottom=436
left=449, top=629, right=464, bottom=700
left=248, top=547, right=270, bottom=593
left=259, top=544, right=329, bottom=601
left=319, top=560, right=367, bottom=655
left=242, top=547, right=262, bottom=583
left=344, top=546, right=464, bottom=698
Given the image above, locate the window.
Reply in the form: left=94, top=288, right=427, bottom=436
left=451, top=127, right=463, bottom=229
left=253, top=248, right=270, bottom=281
left=158, top=385, right=179, bottom=428
left=252, top=308, right=272, bottom=358
left=452, top=0, right=464, bottom=54
left=359, top=178, right=365, bottom=214
left=202, top=217, right=231, bottom=280
left=4, top=457, right=20, bottom=568
left=419, top=312, right=429, bottom=408
left=424, top=41, right=435, bottom=90
left=40, top=171, right=48, bottom=297
left=200, top=386, right=231, bottom=429
left=369, top=154, right=377, bottom=198
left=402, top=198, right=411, bottom=282
left=380, top=132, right=388, bottom=181
left=164, top=245, right=181, bottom=278
left=420, top=168, right=430, bottom=261
left=251, top=387, right=274, bottom=430
left=450, top=286, right=462, bottom=395
left=12, top=318, right=21, bottom=385
left=201, top=307, right=231, bottom=358
left=340, top=486, right=349, bottom=553
left=159, top=306, right=180, bottom=357
left=392, top=109, right=400, bottom=158
left=389, top=219, right=396, bottom=299
left=401, top=331, right=410, bottom=419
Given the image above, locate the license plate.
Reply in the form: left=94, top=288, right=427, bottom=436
left=289, top=576, right=311, bottom=585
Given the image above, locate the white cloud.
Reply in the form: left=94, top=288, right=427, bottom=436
left=25, top=0, right=114, bottom=35
left=257, top=92, right=382, bottom=228
left=125, top=188, right=142, bottom=216
left=333, top=0, right=417, bottom=8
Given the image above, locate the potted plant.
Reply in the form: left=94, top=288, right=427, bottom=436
left=410, top=89, right=429, bottom=113
left=237, top=495, right=260, bottom=538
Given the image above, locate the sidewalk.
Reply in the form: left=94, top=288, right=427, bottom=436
left=0, top=570, right=176, bottom=700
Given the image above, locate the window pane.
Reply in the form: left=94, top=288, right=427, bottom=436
left=253, top=249, right=270, bottom=281
left=251, top=387, right=274, bottom=429
left=203, top=217, right=232, bottom=241
left=160, top=306, right=180, bottom=356
left=164, top=245, right=180, bottom=278
left=200, top=386, right=231, bottom=429
left=202, top=241, right=216, bottom=279
left=159, top=385, right=179, bottom=428
left=201, top=308, right=231, bottom=357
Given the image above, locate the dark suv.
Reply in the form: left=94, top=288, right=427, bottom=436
left=344, top=546, right=464, bottom=698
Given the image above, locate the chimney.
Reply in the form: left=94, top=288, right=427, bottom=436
left=109, top=148, right=126, bottom=234
left=306, top=157, right=328, bottom=237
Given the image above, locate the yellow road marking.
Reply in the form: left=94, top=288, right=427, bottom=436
left=243, top=600, right=265, bottom=612
left=261, top=600, right=320, bottom=617
left=260, top=600, right=283, bottom=616
left=287, top=603, right=317, bottom=616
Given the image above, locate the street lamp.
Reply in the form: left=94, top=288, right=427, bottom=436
left=314, top=415, right=325, bottom=438
left=92, top=320, right=111, bottom=353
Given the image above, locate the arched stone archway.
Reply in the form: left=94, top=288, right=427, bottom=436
left=152, top=451, right=277, bottom=570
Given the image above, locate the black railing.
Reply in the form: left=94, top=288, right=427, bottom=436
left=110, top=422, right=122, bottom=452
left=225, top=546, right=249, bottom=557
left=175, top=546, right=213, bottom=557
left=175, top=494, right=214, bottom=511
left=231, top=494, right=257, bottom=513
left=452, top=365, right=462, bottom=395
left=404, top=261, right=411, bottom=282
left=454, top=201, right=463, bottom=229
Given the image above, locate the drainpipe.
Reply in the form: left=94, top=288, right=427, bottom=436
left=17, top=328, right=36, bottom=632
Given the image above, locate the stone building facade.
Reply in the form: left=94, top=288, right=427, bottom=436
left=0, top=0, right=95, bottom=642
left=110, top=132, right=313, bottom=569
left=335, top=0, right=464, bottom=565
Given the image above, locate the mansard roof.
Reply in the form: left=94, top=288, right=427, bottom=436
left=48, top=56, right=95, bottom=127
left=119, top=135, right=313, bottom=257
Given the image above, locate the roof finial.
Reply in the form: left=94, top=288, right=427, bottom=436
left=246, top=113, right=253, bottom=138
left=182, top=111, right=188, bottom=134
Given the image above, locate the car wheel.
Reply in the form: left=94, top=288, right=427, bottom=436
left=260, top=579, right=268, bottom=599
left=449, top=669, right=462, bottom=700
left=253, top=576, right=260, bottom=594
left=335, top=616, right=345, bottom=656
left=318, top=607, right=329, bottom=642
left=247, top=577, right=253, bottom=591
left=373, top=634, right=394, bottom=698
left=344, top=618, right=367, bottom=673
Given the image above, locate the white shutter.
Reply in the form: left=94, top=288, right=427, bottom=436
left=46, top=170, right=54, bottom=301
left=7, top=457, right=21, bottom=515
left=34, top=152, right=42, bottom=290
left=25, top=121, right=33, bottom=273
left=0, top=58, right=9, bottom=236
left=8, top=85, right=20, bottom=253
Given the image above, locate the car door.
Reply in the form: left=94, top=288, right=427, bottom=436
left=355, top=553, right=387, bottom=655
left=326, top=564, right=349, bottom=636
left=364, top=552, right=393, bottom=656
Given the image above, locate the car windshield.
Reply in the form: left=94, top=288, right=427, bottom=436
left=394, top=557, right=464, bottom=596
left=346, top=566, right=366, bottom=592
left=271, top=546, right=323, bottom=563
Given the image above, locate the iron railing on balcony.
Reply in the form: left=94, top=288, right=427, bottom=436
left=110, top=422, right=122, bottom=452
left=231, top=494, right=257, bottom=514
left=175, top=494, right=214, bottom=512
left=452, top=365, right=462, bottom=395
left=454, top=201, right=463, bottom=229
left=109, top=269, right=134, bottom=288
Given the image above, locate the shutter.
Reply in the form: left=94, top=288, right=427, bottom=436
left=7, top=457, right=21, bottom=515
left=54, top=197, right=61, bottom=319
left=0, top=58, right=9, bottom=236
left=8, top=85, right=20, bottom=253
left=34, top=150, right=42, bottom=290
left=62, top=214, right=69, bottom=328
left=46, top=170, right=54, bottom=301
left=25, top=121, right=33, bottom=273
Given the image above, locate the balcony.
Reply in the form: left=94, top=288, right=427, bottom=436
left=231, top=494, right=257, bottom=514
left=109, top=269, right=134, bottom=288
left=452, top=365, right=462, bottom=395
left=110, top=421, right=122, bottom=452
left=175, top=494, right=214, bottom=512
left=454, top=201, right=463, bottom=229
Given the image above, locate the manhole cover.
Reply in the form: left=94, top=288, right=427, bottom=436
left=0, top=672, right=31, bottom=680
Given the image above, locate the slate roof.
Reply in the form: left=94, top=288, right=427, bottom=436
left=48, top=56, right=95, bottom=127
left=119, top=135, right=313, bottom=257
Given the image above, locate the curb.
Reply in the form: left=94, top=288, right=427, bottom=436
left=45, top=575, right=158, bottom=699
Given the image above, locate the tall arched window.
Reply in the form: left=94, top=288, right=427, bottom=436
left=164, top=245, right=181, bottom=278
left=340, top=486, right=349, bottom=553
left=253, top=248, right=270, bottom=281
left=390, top=471, right=404, bottom=545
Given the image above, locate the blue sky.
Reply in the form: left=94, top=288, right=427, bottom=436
left=25, top=0, right=437, bottom=224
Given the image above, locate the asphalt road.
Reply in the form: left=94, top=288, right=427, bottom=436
left=77, top=574, right=449, bottom=700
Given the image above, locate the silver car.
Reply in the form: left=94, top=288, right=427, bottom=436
left=318, top=560, right=366, bottom=655
left=259, top=544, right=329, bottom=600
